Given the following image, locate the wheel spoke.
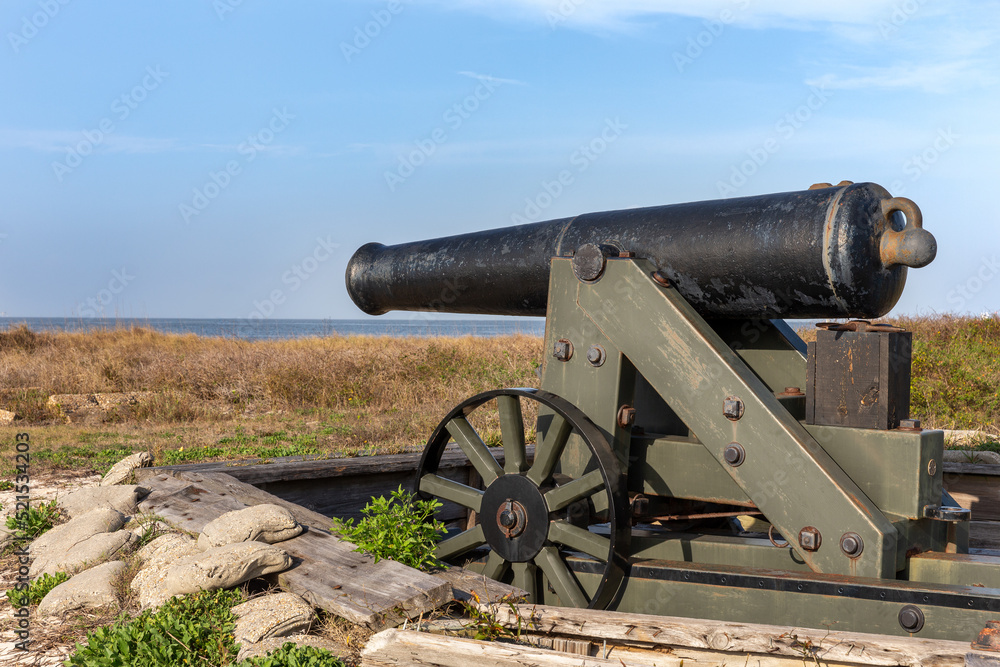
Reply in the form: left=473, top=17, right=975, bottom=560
left=527, top=412, right=572, bottom=485
left=544, top=470, right=605, bottom=512
left=447, top=416, right=503, bottom=485
left=498, top=395, right=528, bottom=474
left=535, top=545, right=588, bottom=608
left=480, top=551, right=508, bottom=581
left=548, top=521, right=611, bottom=561
left=511, top=562, right=538, bottom=602
left=419, top=474, right=483, bottom=513
left=436, top=525, right=486, bottom=560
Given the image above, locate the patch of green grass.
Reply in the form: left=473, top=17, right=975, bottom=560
left=32, top=445, right=135, bottom=474
left=67, top=589, right=243, bottom=667
left=234, top=643, right=346, bottom=667
left=6, top=571, right=69, bottom=608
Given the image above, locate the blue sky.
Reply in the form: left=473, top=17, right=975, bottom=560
left=1, top=0, right=997, bottom=321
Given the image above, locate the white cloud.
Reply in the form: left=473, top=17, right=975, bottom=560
left=458, top=71, right=527, bottom=86
left=807, top=61, right=997, bottom=94
left=430, top=0, right=903, bottom=30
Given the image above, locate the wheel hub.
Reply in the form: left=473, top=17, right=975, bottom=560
left=481, top=474, right=549, bottom=562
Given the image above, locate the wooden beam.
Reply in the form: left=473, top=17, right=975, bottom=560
left=361, top=628, right=679, bottom=667
left=136, top=470, right=452, bottom=630
left=478, top=602, right=969, bottom=667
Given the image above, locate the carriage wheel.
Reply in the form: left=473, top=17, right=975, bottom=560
left=415, top=388, right=629, bottom=609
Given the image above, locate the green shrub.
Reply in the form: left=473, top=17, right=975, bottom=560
left=5, top=499, right=60, bottom=539
left=331, top=485, right=445, bottom=570
left=235, top=642, right=346, bottom=667
left=67, top=589, right=242, bottom=667
left=5, top=571, right=69, bottom=608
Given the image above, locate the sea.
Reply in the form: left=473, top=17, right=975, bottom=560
left=0, top=316, right=546, bottom=341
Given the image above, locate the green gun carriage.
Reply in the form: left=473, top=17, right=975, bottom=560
left=346, top=181, right=1000, bottom=641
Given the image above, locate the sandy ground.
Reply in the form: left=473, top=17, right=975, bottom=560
left=1, top=470, right=102, bottom=665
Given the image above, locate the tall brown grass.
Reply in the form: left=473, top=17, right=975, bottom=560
left=0, top=314, right=996, bottom=438
left=0, top=324, right=543, bottom=428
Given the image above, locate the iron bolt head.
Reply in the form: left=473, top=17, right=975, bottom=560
left=651, top=270, right=671, bottom=287
left=723, top=396, right=745, bottom=421
left=840, top=532, right=864, bottom=558
left=798, top=527, right=822, bottom=552
left=898, top=605, right=925, bottom=633
left=899, top=418, right=922, bottom=431
left=724, top=443, right=746, bottom=467
left=553, top=339, right=574, bottom=362
left=617, top=405, right=636, bottom=429
left=586, top=344, right=606, bottom=367
left=499, top=510, right=516, bottom=528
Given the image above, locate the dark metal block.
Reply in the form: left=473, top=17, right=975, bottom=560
left=805, top=321, right=912, bottom=430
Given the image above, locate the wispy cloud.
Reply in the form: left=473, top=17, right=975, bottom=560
left=807, top=61, right=997, bottom=95
left=458, top=71, right=527, bottom=86
left=431, top=0, right=904, bottom=30
left=0, top=128, right=302, bottom=156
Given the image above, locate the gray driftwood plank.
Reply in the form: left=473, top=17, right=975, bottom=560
left=136, top=470, right=453, bottom=629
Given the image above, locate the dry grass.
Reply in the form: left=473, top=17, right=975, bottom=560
left=0, top=325, right=543, bottom=475
left=0, top=314, right=996, bottom=477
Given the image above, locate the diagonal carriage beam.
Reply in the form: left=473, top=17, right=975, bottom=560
left=570, top=257, right=897, bottom=578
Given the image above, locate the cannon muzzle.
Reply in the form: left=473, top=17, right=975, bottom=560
left=346, top=182, right=936, bottom=319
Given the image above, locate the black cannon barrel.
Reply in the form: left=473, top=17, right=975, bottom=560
left=346, top=182, right=936, bottom=319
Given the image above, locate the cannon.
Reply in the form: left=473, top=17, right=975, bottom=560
left=346, top=181, right=1000, bottom=641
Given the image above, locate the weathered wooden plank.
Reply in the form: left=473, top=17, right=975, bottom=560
left=136, top=470, right=452, bottom=629
left=480, top=602, right=969, bottom=667
left=434, top=566, right=526, bottom=605
left=144, top=446, right=533, bottom=521
left=361, top=628, right=674, bottom=667
left=148, top=445, right=532, bottom=485
left=944, top=463, right=1000, bottom=477
left=944, top=474, right=1000, bottom=523
left=970, top=522, right=1000, bottom=550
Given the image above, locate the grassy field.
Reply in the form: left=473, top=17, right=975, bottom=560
left=0, top=314, right=997, bottom=479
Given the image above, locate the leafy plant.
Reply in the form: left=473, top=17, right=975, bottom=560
left=67, top=589, right=243, bottom=667
left=0, top=480, right=13, bottom=491
left=5, top=499, right=60, bottom=539
left=235, top=642, right=346, bottom=667
left=5, top=571, right=69, bottom=608
left=331, top=485, right=446, bottom=570
left=460, top=592, right=531, bottom=642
